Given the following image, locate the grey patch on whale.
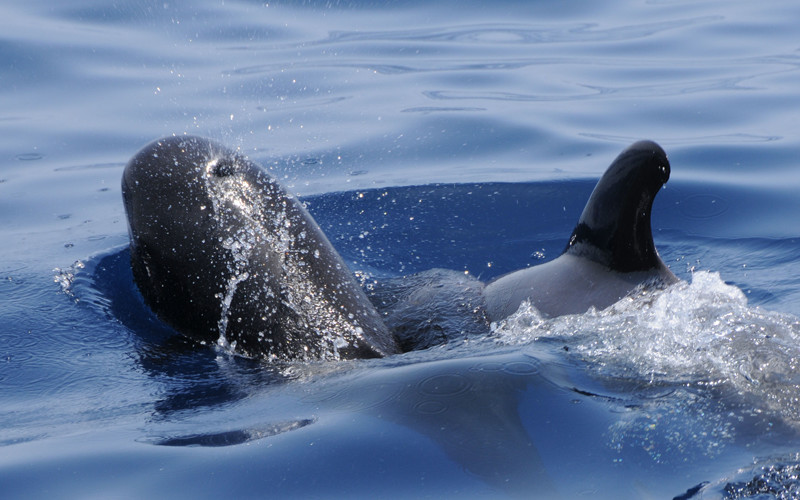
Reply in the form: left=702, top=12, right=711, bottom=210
left=484, top=140, right=677, bottom=321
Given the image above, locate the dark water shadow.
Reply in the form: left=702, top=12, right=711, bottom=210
left=151, top=418, right=316, bottom=447
left=299, top=352, right=565, bottom=498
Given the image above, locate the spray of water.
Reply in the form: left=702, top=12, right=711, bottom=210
left=494, top=271, right=800, bottom=426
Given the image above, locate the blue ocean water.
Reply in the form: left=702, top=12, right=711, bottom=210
left=2, top=0, right=800, bottom=498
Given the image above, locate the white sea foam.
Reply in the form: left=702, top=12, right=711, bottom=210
left=493, top=271, right=800, bottom=423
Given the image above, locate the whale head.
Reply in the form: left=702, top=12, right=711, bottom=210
left=122, top=136, right=397, bottom=361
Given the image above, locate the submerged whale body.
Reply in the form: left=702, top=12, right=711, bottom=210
left=122, top=136, right=399, bottom=361
left=122, top=136, right=676, bottom=361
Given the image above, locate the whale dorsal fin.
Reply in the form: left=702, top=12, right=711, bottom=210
left=564, top=140, right=670, bottom=272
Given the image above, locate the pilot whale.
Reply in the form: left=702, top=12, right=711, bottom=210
left=483, top=140, right=678, bottom=321
left=122, top=136, right=399, bottom=361
left=122, top=136, right=675, bottom=361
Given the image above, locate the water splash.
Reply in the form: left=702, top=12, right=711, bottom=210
left=204, top=154, right=257, bottom=353
left=53, top=260, right=85, bottom=299
left=201, top=152, right=372, bottom=361
left=493, top=271, right=800, bottom=425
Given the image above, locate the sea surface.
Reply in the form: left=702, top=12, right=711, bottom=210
left=2, top=0, right=800, bottom=498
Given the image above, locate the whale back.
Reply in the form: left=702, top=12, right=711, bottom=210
left=564, top=140, right=670, bottom=273
left=483, top=140, right=676, bottom=321
left=122, top=136, right=398, bottom=361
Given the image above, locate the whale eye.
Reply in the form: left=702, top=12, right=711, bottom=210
left=212, top=158, right=237, bottom=178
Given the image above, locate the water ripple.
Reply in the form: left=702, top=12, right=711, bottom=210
left=401, top=106, right=486, bottom=114
left=423, top=73, right=757, bottom=102
left=580, top=132, right=783, bottom=145
left=322, top=17, right=723, bottom=45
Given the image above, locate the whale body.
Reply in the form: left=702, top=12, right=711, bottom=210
left=122, top=137, right=676, bottom=360
left=121, top=136, right=399, bottom=361
left=483, top=140, right=677, bottom=321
